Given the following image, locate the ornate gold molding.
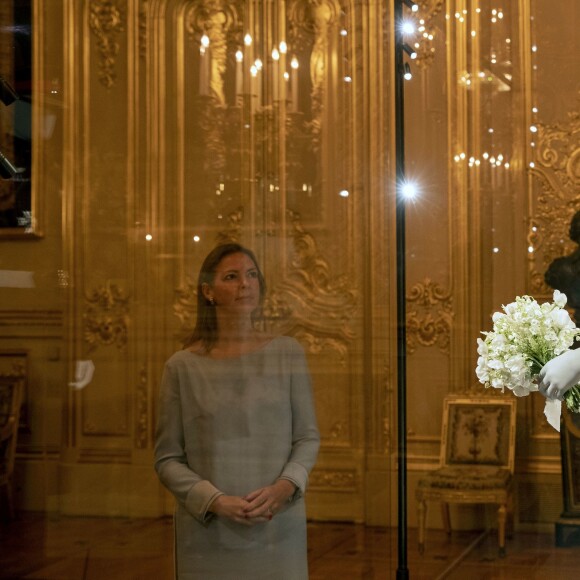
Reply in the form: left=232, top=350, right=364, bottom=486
left=264, top=210, right=359, bottom=362
left=83, top=284, right=129, bottom=352
left=288, top=0, right=341, bottom=153
left=89, top=0, right=125, bottom=88
left=215, top=206, right=243, bottom=245
left=529, top=106, right=580, bottom=294
left=406, top=278, right=453, bottom=354
left=174, top=278, right=197, bottom=330
left=309, top=469, right=357, bottom=491
left=185, top=1, right=241, bottom=106
left=138, top=0, right=148, bottom=59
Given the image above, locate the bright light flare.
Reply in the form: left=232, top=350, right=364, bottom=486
left=400, top=181, right=418, bottom=200
left=401, top=21, right=416, bottom=35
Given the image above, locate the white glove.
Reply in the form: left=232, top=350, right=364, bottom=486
left=538, top=349, right=580, bottom=400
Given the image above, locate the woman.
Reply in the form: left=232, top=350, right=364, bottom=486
left=154, top=243, right=320, bottom=579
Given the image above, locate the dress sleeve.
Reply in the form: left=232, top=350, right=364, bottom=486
left=154, top=360, right=224, bottom=523
left=278, top=339, right=320, bottom=498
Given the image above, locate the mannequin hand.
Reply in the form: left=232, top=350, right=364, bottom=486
left=242, top=480, right=296, bottom=519
left=538, top=349, right=580, bottom=400
left=209, top=495, right=269, bottom=526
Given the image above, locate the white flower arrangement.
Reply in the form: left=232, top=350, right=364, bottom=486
left=476, top=290, right=580, bottom=414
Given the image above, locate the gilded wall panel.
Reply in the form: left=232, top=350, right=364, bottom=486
left=3, top=0, right=573, bottom=527
left=62, top=0, right=140, bottom=450
left=148, top=0, right=369, bottom=520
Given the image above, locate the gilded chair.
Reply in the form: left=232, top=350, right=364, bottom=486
left=416, top=394, right=517, bottom=557
left=0, top=376, right=23, bottom=520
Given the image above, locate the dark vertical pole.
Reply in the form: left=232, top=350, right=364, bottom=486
left=394, top=1, right=409, bottom=579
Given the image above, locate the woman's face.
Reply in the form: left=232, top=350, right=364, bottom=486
left=203, top=252, right=261, bottom=315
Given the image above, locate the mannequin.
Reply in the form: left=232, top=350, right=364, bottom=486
left=539, top=211, right=580, bottom=401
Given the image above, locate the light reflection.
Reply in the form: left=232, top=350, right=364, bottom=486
left=401, top=181, right=418, bottom=200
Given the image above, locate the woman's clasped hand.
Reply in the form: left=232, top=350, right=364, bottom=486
left=211, top=479, right=296, bottom=525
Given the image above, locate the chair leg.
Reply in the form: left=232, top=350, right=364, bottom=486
left=497, top=504, right=507, bottom=558
left=441, top=502, right=451, bottom=536
left=506, top=494, right=515, bottom=538
left=418, top=499, right=427, bottom=555
left=0, top=482, right=14, bottom=522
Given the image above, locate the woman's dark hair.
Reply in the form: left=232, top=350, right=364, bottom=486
left=183, top=243, right=266, bottom=352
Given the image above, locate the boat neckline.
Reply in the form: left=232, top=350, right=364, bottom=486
left=183, top=335, right=283, bottom=361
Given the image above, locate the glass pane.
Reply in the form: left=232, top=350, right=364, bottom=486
left=1, top=1, right=580, bottom=578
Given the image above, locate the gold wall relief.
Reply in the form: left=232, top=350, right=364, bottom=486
left=185, top=1, right=241, bottom=108
left=309, top=469, right=357, bottom=492
left=83, top=284, right=129, bottom=352
left=406, top=278, right=453, bottom=354
left=135, top=366, right=148, bottom=449
left=174, top=278, right=197, bottom=331
left=413, top=0, right=444, bottom=69
left=183, top=2, right=243, bottom=187
left=329, top=421, right=347, bottom=440
left=288, top=0, right=342, bottom=153
left=89, top=0, right=125, bottom=88
left=215, top=206, right=244, bottom=244
left=529, top=107, right=580, bottom=294
left=138, top=0, right=148, bottom=59
left=263, top=210, right=359, bottom=362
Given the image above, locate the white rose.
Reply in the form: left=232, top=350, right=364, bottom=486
left=505, top=355, right=527, bottom=376
left=491, top=377, right=505, bottom=390
left=476, top=364, right=489, bottom=383
left=477, top=337, right=488, bottom=356
left=493, top=312, right=505, bottom=323
left=510, top=382, right=531, bottom=397
left=551, top=309, right=573, bottom=329
left=488, top=358, right=504, bottom=370
left=553, top=290, right=567, bottom=308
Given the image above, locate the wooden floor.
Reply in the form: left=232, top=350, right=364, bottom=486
left=1, top=514, right=579, bottom=579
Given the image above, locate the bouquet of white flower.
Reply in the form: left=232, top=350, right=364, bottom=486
left=476, top=290, right=580, bottom=420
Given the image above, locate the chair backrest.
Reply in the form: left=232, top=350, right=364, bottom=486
left=0, top=376, right=23, bottom=479
left=439, top=394, right=517, bottom=474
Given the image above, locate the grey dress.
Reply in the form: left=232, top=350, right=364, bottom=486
left=154, top=336, right=320, bottom=579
